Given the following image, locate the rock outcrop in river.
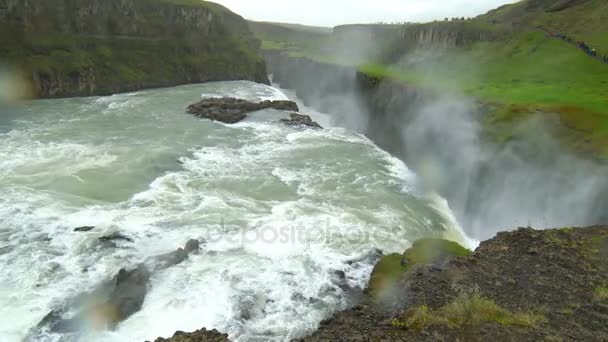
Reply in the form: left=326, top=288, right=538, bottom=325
left=186, top=97, right=322, bottom=128
left=280, top=113, right=323, bottom=129
left=0, top=0, right=270, bottom=98
left=187, top=97, right=299, bottom=123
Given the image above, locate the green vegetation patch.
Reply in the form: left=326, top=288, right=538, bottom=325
left=368, top=239, right=471, bottom=300
left=594, top=285, right=608, bottom=301
left=393, top=291, right=546, bottom=330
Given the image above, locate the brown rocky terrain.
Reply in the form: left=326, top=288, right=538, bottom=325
left=152, top=328, right=230, bottom=342
left=302, top=226, right=608, bottom=341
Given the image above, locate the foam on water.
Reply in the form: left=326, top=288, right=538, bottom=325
left=0, top=81, right=472, bottom=341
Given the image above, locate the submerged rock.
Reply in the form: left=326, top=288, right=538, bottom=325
left=74, top=226, right=95, bottom=232
left=186, top=97, right=299, bottom=124
left=0, top=245, right=15, bottom=255
left=98, top=232, right=133, bottom=243
left=280, top=113, right=323, bottom=129
left=147, top=239, right=200, bottom=271
left=31, top=239, right=201, bottom=338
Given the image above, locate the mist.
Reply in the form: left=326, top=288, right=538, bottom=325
left=396, top=92, right=608, bottom=239
left=270, top=43, right=608, bottom=241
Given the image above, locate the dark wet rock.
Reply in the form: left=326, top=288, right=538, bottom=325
left=185, top=239, right=200, bottom=254
left=99, top=232, right=133, bottom=243
left=36, top=309, right=81, bottom=333
left=151, top=328, right=230, bottom=342
left=0, top=244, right=14, bottom=255
left=328, top=269, right=364, bottom=307
left=74, top=226, right=95, bottom=232
left=31, top=239, right=201, bottom=338
left=333, top=270, right=346, bottom=281
left=186, top=97, right=299, bottom=124
left=108, top=265, right=151, bottom=323
left=32, top=265, right=151, bottom=334
left=280, top=113, right=323, bottom=129
left=150, top=239, right=200, bottom=271
left=302, top=226, right=608, bottom=341
left=346, top=248, right=383, bottom=265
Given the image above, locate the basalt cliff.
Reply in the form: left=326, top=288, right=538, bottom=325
left=0, top=0, right=270, bottom=98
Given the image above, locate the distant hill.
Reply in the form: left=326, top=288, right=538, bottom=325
left=478, top=0, right=606, bottom=48
left=250, top=21, right=333, bottom=34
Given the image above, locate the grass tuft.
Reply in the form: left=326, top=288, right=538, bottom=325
left=393, top=291, right=546, bottom=330
left=595, top=285, right=608, bottom=301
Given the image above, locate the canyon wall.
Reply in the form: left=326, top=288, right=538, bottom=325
left=0, top=0, right=269, bottom=98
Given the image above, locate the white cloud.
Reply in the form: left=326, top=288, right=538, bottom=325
left=212, top=0, right=519, bottom=27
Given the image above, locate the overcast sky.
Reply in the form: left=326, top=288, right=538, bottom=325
left=212, top=0, right=519, bottom=27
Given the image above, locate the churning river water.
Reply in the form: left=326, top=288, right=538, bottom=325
left=0, top=81, right=472, bottom=341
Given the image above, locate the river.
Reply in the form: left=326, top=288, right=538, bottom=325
left=0, top=81, right=472, bottom=341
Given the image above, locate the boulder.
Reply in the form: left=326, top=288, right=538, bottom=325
left=186, top=97, right=299, bottom=124
left=280, top=113, right=323, bottom=129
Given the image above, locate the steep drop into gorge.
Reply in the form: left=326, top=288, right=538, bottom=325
left=265, top=50, right=608, bottom=239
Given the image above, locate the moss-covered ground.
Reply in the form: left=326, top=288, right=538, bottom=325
left=368, top=239, right=471, bottom=300
left=393, top=291, right=545, bottom=330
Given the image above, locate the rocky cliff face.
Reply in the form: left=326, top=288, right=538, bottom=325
left=0, top=0, right=269, bottom=98
left=398, top=24, right=492, bottom=48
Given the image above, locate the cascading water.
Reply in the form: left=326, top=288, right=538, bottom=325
left=0, top=81, right=473, bottom=341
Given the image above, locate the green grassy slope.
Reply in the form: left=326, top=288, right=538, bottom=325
left=362, top=31, right=607, bottom=112
left=480, top=0, right=607, bottom=48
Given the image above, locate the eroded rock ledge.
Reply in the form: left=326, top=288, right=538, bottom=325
left=186, top=97, right=322, bottom=128
left=186, top=97, right=297, bottom=123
